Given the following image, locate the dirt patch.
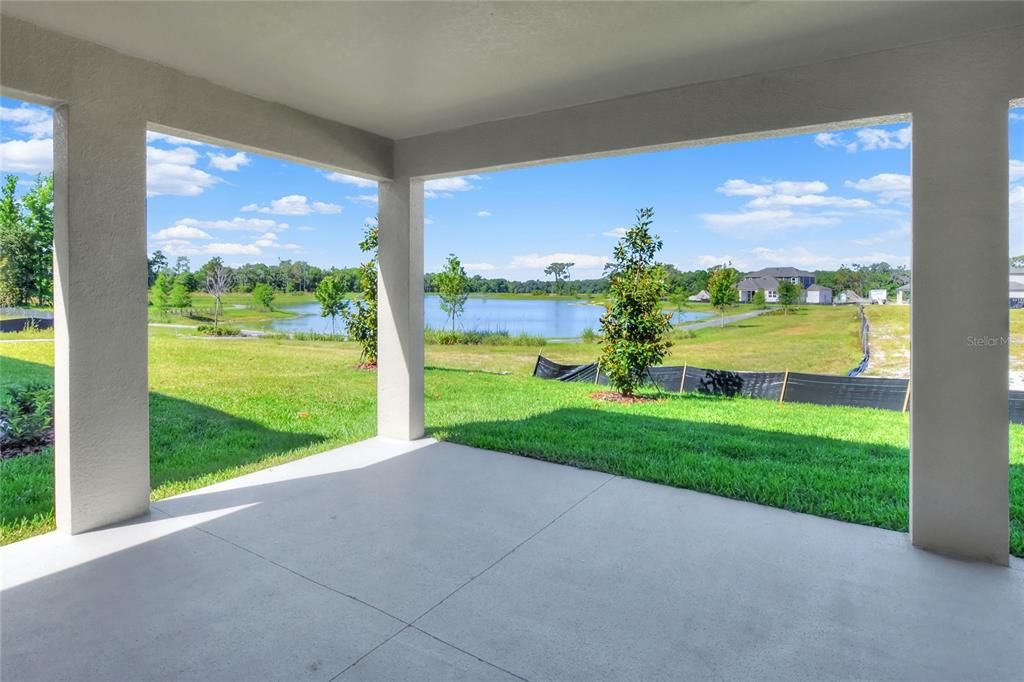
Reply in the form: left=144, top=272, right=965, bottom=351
left=0, top=427, right=53, bottom=459
left=591, top=391, right=661, bottom=405
left=356, top=362, right=377, bottom=371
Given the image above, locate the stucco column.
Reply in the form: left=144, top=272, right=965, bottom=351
left=910, top=94, right=1009, bottom=564
left=52, top=101, right=150, bottom=533
left=377, top=177, right=425, bottom=439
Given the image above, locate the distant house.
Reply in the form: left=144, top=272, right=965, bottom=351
left=869, top=288, right=888, bottom=304
left=688, top=289, right=710, bottom=302
left=1010, top=281, right=1024, bottom=308
left=737, top=276, right=780, bottom=303
left=745, top=267, right=815, bottom=289
left=896, top=283, right=911, bottom=305
left=805, top=284, right=833, bottom=305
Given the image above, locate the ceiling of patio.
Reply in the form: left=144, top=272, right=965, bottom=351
left=3, top=2, right=1023, bottom=139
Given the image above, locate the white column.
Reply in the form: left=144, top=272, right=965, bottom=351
left=52, top=102, right=150, bottom=533
left=910, top=93, right=1009, bottom=564
left=377, top=177, right=425, bottom=439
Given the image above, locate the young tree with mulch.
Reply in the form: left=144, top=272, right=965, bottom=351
left=707, top=265, right=740, bottom=327
left=436, top=253, right=469, bottom=331
left=778, top=280, right=801, bottom=313
left=597, top=207, right=673, bottom=398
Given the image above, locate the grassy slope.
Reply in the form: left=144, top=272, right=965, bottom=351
left=3, top=320, right=1021, bottom=556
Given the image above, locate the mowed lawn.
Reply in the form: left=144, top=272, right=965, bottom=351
left=429, top=305, right=864, bottom=376
left=2, top=325, right=1022, bottom=556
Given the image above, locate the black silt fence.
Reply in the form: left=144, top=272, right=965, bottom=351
left=682, top=368, right=786, bottom=399
left=782, top=373, right=908, bottom=411
left=847, top=305, right=871, bottom=377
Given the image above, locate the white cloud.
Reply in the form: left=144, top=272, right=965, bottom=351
left=814, top=132, right=842, bottom=149
left=153, top=225, right=212, bottom=240
left=424, top=174, right=481, bottom=199
left=207, top=151, right=251, bottom=171
left=146, top=146, right=221, bottom=197
left=424, top=217, right=435, bottom=225
left=1010, top=111, right=1024, bottom=121
left=508, top=252, right=609, bottom=271
left=0, top=138, right=53, bottom=174
left=747, top=194, right=872, bottom=209
left=242, top=194, right=341, bottom=215
left=476, top=210, right=492, bottom=217
left=0, top=105, right=52, bottom=139
left=851, top=223, right=911, bottom=246
left=298, top=225, right=316, bottom=232
left=700, top=209, right=837, bottom=234
left=324, top=172, right=376, bottom=188
left=253, top=232, right=279, bottom=248
left=178, top=216, right=289, bottom=232
left=347, top=194, right=379, bottom=204
left=1011, top=185, right=1024, bottom=208
left=853, top=127, right=912, bottom=151
left=845, top=173, right=911, bottom=203
left=464, top=262, right=496, bottom=272
left=716, top=179, right=828, bottom=197
left=1010, top=159, right=1024, bottom=182
left=206, top=243, right=261, bottom=256
left=815, top=125, right=912, bottom=153
left=602, top=227, right=628, bottom=238
left=696, top=254, right=743, bottom=269
left=146, top=131, right=208, bottom=146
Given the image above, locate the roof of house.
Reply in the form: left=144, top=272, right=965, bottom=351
left=687, top=289, right=710, bottom=300
left=1010, top=267, right=1024, bottom=275
left=745, top=267, right=814, bottom=279
left=807, top=284, right=831, bottom=292
left=1010, top=281, right=1024, bottom=292
left=737, top=276, right=779, bottom=291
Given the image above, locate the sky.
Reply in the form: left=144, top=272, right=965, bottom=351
left=2, top=95, right=1022, bottom=280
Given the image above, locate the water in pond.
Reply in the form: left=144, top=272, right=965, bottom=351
left=267, top=295, right=711, bottom=338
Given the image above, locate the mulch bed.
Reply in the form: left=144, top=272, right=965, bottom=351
left=0, top=428, right=54, bottom=460
left=590, top=391, right=662, bottom=405
left=356, top=362, right=378, bottom=370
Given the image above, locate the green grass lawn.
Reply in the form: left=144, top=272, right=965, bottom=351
left=496, top=305, right=863, bottom=376
left=2, top=323, right=1022, bottom=556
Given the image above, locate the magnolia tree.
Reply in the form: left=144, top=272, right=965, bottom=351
left=597, top=207, right=673, bottom=397
left=340, top=219, right=379, bottom=366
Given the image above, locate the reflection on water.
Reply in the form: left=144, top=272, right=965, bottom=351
left=266, top=294, right=711, bottom=338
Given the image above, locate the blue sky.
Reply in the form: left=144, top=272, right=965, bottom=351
left=2, top=95, right=1022, bottom=279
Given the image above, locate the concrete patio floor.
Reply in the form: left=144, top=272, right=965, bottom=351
left=2, top=438, right=1022, bottom=681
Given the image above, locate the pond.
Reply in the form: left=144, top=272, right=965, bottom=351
left=267, top=295, right=712, bottom=338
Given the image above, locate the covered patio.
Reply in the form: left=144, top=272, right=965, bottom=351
left=2, top=2, right=1024, bottom=678
left=4, top=439, right=1022, bottom=680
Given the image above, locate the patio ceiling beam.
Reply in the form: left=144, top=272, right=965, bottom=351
left=394, top=24, right=1024, bottom=179
left=0, top=16, right=392, bottom=180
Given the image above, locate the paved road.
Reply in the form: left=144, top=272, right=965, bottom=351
left=679, top=308, right=770, bottom=331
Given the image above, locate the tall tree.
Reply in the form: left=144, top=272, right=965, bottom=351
left=174, top=255, right=191, bottom=275
left=544, top=262, right=571, bottom=295
left=148, top=250, right=169, bottom=287
left=339, top=219, right=379, bottom=366
left=436, top=253, right=469, bottom=331
left=707, top=265, right=740, bottom=327
left=205, top=262, right=234, bottom=328
left=169, top=277, right=193, bottom=315
left=150, top=271, right=173, bottom=315
left=314, top=275, right=347, bottom=334
left=598, top=208, right=673, bottom=397
left=0, top=174, right=54, bottom=307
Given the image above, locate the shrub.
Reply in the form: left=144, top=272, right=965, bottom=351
left=1, top=383, right=54, bottom=456
left=197, top=324, right=241, bottom=336
left=423, top=326, right=545, bottom=346
left=581, top=327, right=598, bottom=343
